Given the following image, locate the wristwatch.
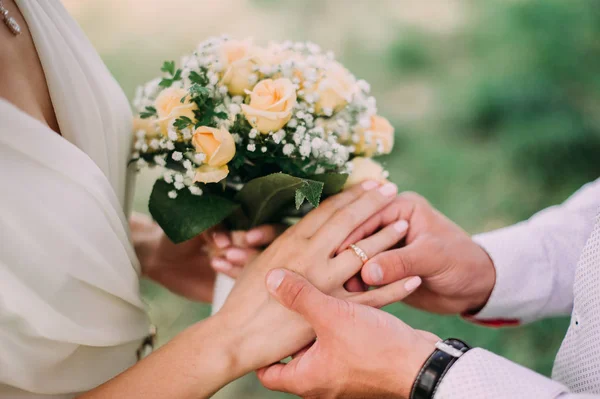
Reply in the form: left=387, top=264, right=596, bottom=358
left=410, top=338, right=472, bottom=399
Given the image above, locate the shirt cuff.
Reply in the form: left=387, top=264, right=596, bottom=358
left=470, top=224, right=555, bottom=324
left=434, top=348, right=568, bottom=399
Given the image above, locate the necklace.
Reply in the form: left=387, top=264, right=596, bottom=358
left=0, top=0, right=21, bottom=36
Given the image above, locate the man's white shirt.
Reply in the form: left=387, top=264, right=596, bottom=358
left=436, top=178, right=600, bottom=398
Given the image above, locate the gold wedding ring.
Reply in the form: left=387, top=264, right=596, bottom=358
left=349, top=244, right=369, bottom=264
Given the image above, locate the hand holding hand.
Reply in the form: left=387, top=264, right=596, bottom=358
left=344, top=192, right=496, bottom=314
left=257, top=269, right=437, bottom=399
left=219, top=181, right=416, bottom=374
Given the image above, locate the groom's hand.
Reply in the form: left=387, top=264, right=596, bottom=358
left=257, top=269, right=437, bottom=399
left=343, top=192, right=496, bottom=315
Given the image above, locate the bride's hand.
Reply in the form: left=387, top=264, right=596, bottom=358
left=219, top=181, right=417, bottom=374
left=131, top=213, right=274, bottom=302
left=210, top=224, right=286, bottom=279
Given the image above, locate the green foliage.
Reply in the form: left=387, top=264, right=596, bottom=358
left=445, top=0, right=600, bottom=188
left=235, top=173, right=334, bottom=227
left=159, top=60, right=182, bottom=88
left=140, top=105, right=157, bottom=119
left=148, top=179, right=239, bottom=243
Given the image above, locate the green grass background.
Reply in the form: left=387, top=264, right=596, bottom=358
left=65, top=0, right=599, bottom=396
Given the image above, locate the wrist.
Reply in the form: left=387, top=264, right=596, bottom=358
left=390, top=337, right=437, bottom=398
left=465, top=242, right=496, bottom=314
left=181, top=312, right=248, bottom=391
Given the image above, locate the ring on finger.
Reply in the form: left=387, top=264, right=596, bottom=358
left=349, top=244, right=369, bottom=264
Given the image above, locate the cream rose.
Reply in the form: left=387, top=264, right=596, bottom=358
left=355, top=115, right=395, bottom=156
left=133, top=117, right=160, bottom=138
left=312, top=62, right=355, bottom=115
left=344, top=157, right=388, bottom=189
left=192, top=126, right=236, bottom=167
left=154, top=87, right=197, bottom=135
left=220, top=39, right=259, bottom=96
left=194, top=165, right=230, bottom=184
left=241, top=78, right=297, bottom=134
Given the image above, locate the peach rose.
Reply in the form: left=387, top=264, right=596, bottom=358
left=241, top=78, right=297, bottom=134
left=344, top=157, right=388, bottom=188
left=312, top=62, right=355, bottom=115
left=355, top=115, right=395, bottom=156
left=194, top=164, right=230, bottom=184
left=154, top=87, right=197, bottom=135
left=192, top=126, right=236, bottom=167
left=220, top=39, right=259, bottom=96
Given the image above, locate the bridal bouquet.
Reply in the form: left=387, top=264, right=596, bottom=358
left=131, top=36, right=394, bottom=243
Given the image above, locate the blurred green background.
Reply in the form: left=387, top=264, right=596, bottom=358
left=64, top=0, right=600, bottom=396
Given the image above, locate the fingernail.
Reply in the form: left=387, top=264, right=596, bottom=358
left=404, top=276, right=422, bottom=292
left=378, top=183, right=397, bottom=197
left=213, top=233, right=231, bottom=249
left=212, top=258, right=232, bottom=272
left=393, top=220, right=408, bottom=233
left=361, top=180, right=379, bottom=191
left=246, top=229, right=263, bottom=245
left=225, top=248, right=247, bottom=263
left=267, top=269, right=286, bottom=292
left=368, top=263, right=383, bottom=284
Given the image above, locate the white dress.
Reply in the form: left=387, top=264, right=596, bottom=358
left=0, top=1, right=150, bottom=397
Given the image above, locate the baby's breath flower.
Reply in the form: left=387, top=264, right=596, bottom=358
left=189, top=186, right=203, bottom=196
left=261, top=146, right=268, bottom=153
left=194, top=152, right=207, bottom=163
left=168, top=190, right=178, bottom=199
left=172, top=152, right=183, bottom=161
left=174, top=181, right=185, bottom=190
left=283, top=143, right=295, bottom=156
left=247, top=143, right=256, bottom=152
left=154, top=155, right=167, bottom=166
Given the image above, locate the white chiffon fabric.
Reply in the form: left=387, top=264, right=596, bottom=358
left=0, top=1, right=150, bottom=397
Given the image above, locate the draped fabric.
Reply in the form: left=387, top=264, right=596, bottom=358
left=0, top=0, right=149, bottom=396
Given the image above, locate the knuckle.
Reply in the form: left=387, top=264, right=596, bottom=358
left=399, top=191, right=429, bottom=206
left=389, top=251, right=411, bottom=279
left=287, top=281, right=308, bottom=311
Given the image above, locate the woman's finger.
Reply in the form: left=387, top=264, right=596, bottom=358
left=294, top=181, right=381, bottom=238
left=344, top=275, right=367, bottom=293
left=346, top=276, right=422, bottom=308
left=314, top=183, right=398, bottom=251
left=330, top=219, right=408, bottom=283
left=210, top=227, right=232, bottom=249
left=341, top=192, right=421, bottom=250
left=210, top=257, right=242, bottom=279
left=224, top=248, right=260, bottom=266
left=245, top=224, right=287, bottom=247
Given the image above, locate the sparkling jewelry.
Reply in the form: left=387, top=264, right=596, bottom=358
left=349, top=244, right=369, bottom=264
left=0, top=0, right=21, bottom=36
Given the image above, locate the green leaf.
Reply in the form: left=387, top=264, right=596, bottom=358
left=189, top=84, right=210, bottom=98
left=309, top=173, right=349, bottom=196
left=140, top=106, right=157, bottom=119
left=161, top=60, right=175, bottom=75
left=295, top=179, right=324, bottom=209
left=236, top=173, right=325, bottom=227
left=173, top=116, right=193, bottom=130
left=189, top=71, right=207, bottom=85
left=149, top=179, right=239, bottom=243
left=159, top=78, right=173, bottom=88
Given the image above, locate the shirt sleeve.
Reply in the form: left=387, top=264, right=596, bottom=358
left=435, top=349, right=600, bottom=399
left=471, top=178, right=600, bottom=324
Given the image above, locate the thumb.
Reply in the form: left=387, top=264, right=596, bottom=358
left=361, top=239, right=438, bottom=286
left=266, top=269, right=331, bottom=330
